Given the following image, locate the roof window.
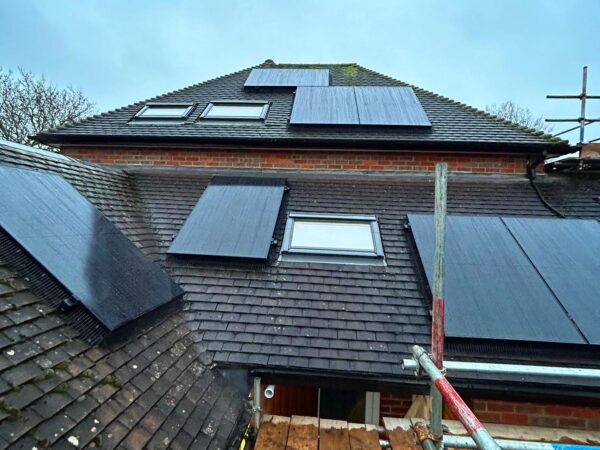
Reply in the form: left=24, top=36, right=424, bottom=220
left=280, top=213, right=385, bottom=265
left=200, top=101, right=269, bottom=120
left=133, top=103, right=195, bottom=120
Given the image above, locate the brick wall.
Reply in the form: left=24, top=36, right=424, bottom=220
left=380, top=393, right=413, bottom=418
left=472, top=399, right=600, bottom=431
left=380, top=394, right=600, bottom=431
left=61, top=147, right=531, bottom=174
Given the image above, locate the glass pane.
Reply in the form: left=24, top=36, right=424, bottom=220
left=139, top=106, right=188, bottom=117
left=206, top=104, right=265, bottom=118
left=291, top=220, right=375, bottom=252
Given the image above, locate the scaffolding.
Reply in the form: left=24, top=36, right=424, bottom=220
left=547, top=66, right=599, bottom=144
left=402, top=163, right=600, bottom=450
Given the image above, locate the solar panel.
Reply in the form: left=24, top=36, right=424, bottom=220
left=504, top=217, right=600, bottom=345
left=354, top=87, right=431, bottom=126
left=290, top=87, right=359, bottom=125
left=289, top=86, right=431, bottom=127
left=168, top=177, right=286, bottom=259
left=244, top=68, right=329, bottom=87
left=408, top=214, right=585, bottom=344
left=0, top=165, right=183, bottom=331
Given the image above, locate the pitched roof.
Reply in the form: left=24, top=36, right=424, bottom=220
left=0, top=142, right=248, bottom=450
left=36, top=61, right=569, bottom=152
left=2, top=140, right=600, bottom=398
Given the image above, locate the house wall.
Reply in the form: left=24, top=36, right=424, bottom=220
left=380, top=393, right=600, bottom=431
left=60, top=146, right=531, bottom=174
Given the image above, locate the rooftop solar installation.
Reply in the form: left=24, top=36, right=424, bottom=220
left=290, top=86, right=431, bottom=127
left=290, top=87, right=359, bottom=125
left=504, top=217, right=600, bottom=345
left=354, top=87, right=431, bottom=126
left=408, top=214, right=586, bottom=344
left=0, top=165, right=183, bottom=331
left=244, top=68, right=330, bottom=87
left=168, top=177, right=286, bottom=259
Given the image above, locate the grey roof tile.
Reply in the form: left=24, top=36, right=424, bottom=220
left=35, top=62, right=567, bottom=151
left=0, top=142, right=599, bottom=447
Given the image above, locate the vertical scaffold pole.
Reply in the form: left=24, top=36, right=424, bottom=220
left=430, top=162, right=448, bottom=448
left=413, top=346, right=501, bottom=450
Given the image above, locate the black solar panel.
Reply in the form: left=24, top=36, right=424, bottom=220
left=168, top=177, right=286, bottom=259
left=408, top=214, right=586, bottom=344
left=290, top=86, right=431, bottom=127
left=244, top=68, right=329, bottom=87
left=0, top=165, right=183, bottom=331
left=354, top=87, right=431, bottom=126
left=290, top=87, right=359, bottom=125
left=504, top=217, right=600, bottom=345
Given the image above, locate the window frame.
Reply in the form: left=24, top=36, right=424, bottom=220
left=280, top=212, right=385, bottom=264
left=199, top=100, right=270, bottom=121
left=133, top=102, right=195, bottom=120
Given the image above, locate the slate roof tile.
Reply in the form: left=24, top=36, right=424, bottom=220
left=35, top=63, right=568, bottom=151
left=1, top=141, right=599, bottom=445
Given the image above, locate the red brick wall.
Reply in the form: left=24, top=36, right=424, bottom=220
left=380, top=394, right=600, bottom=431
left=60, top=147, right=531, bottom=174
left=472, top=399, right=600, bottom=431
left=380, top=393, right=413, bottom=418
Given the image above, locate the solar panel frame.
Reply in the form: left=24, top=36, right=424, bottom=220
left=503, top=217, right=600, bottom=345
left=168, top=176, right=286, bottom=259
left=408, top=213, right=586, bottom=344
left=354, top=86, right=431, bottom=126
left=0, top=165, right=183, bottom=331
left=290, top=86, right=359, bottom=125
left=244, top=68, right=330, bottom=87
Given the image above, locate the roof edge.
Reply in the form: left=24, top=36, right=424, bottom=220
left=35, top=132, right=573, bottom=155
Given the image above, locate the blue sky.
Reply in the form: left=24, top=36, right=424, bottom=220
left=1, top=0, right=599, bottom=143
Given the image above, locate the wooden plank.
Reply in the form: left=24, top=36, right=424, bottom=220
left=255, top=415, right=290, bottom=450
left=320, top=419, right=350, bottom=450
left=441, top=418, right=600, bottom=445
left=348, top=423, right=380, bottom=450
left=383, top=417, right=420, bottom=450
left=285, top=416, right=318, bottom=450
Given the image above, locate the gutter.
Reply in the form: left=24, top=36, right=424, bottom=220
left=34, top=132, right=573, bottom=155
left=243, top=366, right=600, bottom=402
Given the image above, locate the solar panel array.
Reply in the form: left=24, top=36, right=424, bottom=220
left=0, top=165, right=183, bottom=331
left=408, top=214, right=599, bottom=345
left=290, top=86, right=431, bottom=126
left=244, top=68, right=330, bottom=87
left=168, top=176, right=286, bottom=259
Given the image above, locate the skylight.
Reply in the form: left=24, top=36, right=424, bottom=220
left=134, top=103, right=195, bottom=120
left=281, top=213, right=385, bottom=264
left=200, top=101, right=269, bottom=120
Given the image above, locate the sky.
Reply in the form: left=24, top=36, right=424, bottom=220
left=1, top=0, right=599, bottom=143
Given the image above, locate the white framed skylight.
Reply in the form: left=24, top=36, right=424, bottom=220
left=200, top=101, right=269, bottom=120
left=133, top=102, right=195, bottom=120
left=280, top=213, right=385, bottom=265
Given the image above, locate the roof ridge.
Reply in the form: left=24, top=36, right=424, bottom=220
left=354, top=64, right=566, bottom=145
left=273, top=62, right=359, bottom=68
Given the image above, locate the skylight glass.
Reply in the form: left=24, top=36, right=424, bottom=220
left=291, top=220, right=375, bottom=252
left=134, top=103, right=194, bottom=119
left=200, top=101, right=269, bottom=120
left=281, top=213, right=384, bottom=264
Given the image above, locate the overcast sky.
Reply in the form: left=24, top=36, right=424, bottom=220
left=1, top=0, right=599, bottom=143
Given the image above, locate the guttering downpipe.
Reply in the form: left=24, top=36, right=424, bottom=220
left=526, top=151, right=566, bottom=218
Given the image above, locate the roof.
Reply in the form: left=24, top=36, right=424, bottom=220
left=0, top=142, right=249, bottom=450
left=0, top=140, right=600, bottom=390
left=35, top=61, right=569, bottom=152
